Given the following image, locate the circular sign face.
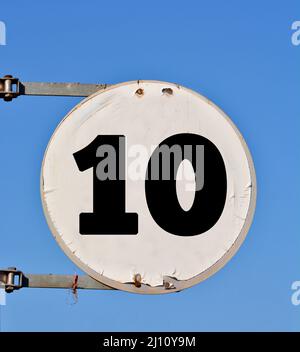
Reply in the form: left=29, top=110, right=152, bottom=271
left=41, top=81, right=256, bottom=294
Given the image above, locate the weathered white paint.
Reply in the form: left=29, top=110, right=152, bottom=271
left=41, top=81, right=256, bottom=291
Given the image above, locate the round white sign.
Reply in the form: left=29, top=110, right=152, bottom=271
left=41, top=81, right=256, bottom=294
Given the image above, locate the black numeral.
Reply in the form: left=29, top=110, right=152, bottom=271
left=73, top=135, right=138, bottom=235
left=73, top=133, right=226, bottom=237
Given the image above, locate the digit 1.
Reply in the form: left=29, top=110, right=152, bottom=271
left=73, top=135, right=138, bottom=235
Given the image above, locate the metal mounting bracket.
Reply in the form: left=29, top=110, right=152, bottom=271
left=0, top=268, right=114, bottom=293
left=0, top=75, right=21, bottom=101
left=0, top=74, right=109, bottom=101
left=0, top=75, right=116, bottom=292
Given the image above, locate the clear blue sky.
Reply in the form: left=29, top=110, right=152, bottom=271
left=0, top=1, right=299, bottom=331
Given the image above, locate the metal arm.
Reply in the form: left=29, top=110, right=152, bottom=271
left=0, top=75, right=109, bottom=101
left=0, top=76, right=115, bottom=292
left=0, top=268, right=114, bottom=293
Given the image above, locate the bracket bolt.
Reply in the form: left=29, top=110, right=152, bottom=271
left=135, top=88, right=144, bottom=97
left=5, top=267, right=17, bottom=293
left=164, top=281, right=175, bottom=290
left=134, top=274, right=142, bottom=288
left=162, top=88, right=173, bottom=96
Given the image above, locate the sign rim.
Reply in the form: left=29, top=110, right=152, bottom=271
left=40, top=80, right=257, bottom=294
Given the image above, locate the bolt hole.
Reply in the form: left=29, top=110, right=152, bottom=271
left=162, top=88, right=173, bottom=96
left=135, top=88, right=144, bottom=97
left=134, top=274, right=142, bottom=287
left=164, top=281, right=175, bottom=290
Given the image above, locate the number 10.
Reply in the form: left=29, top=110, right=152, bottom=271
left=73, top=133, right=227, bottom=237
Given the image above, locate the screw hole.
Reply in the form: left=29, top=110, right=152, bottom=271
left=134, top=274, right=142, bottom=287
left=162, top=88, right=173, bottom=96
left=135, top=88, right=144, bottom=97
